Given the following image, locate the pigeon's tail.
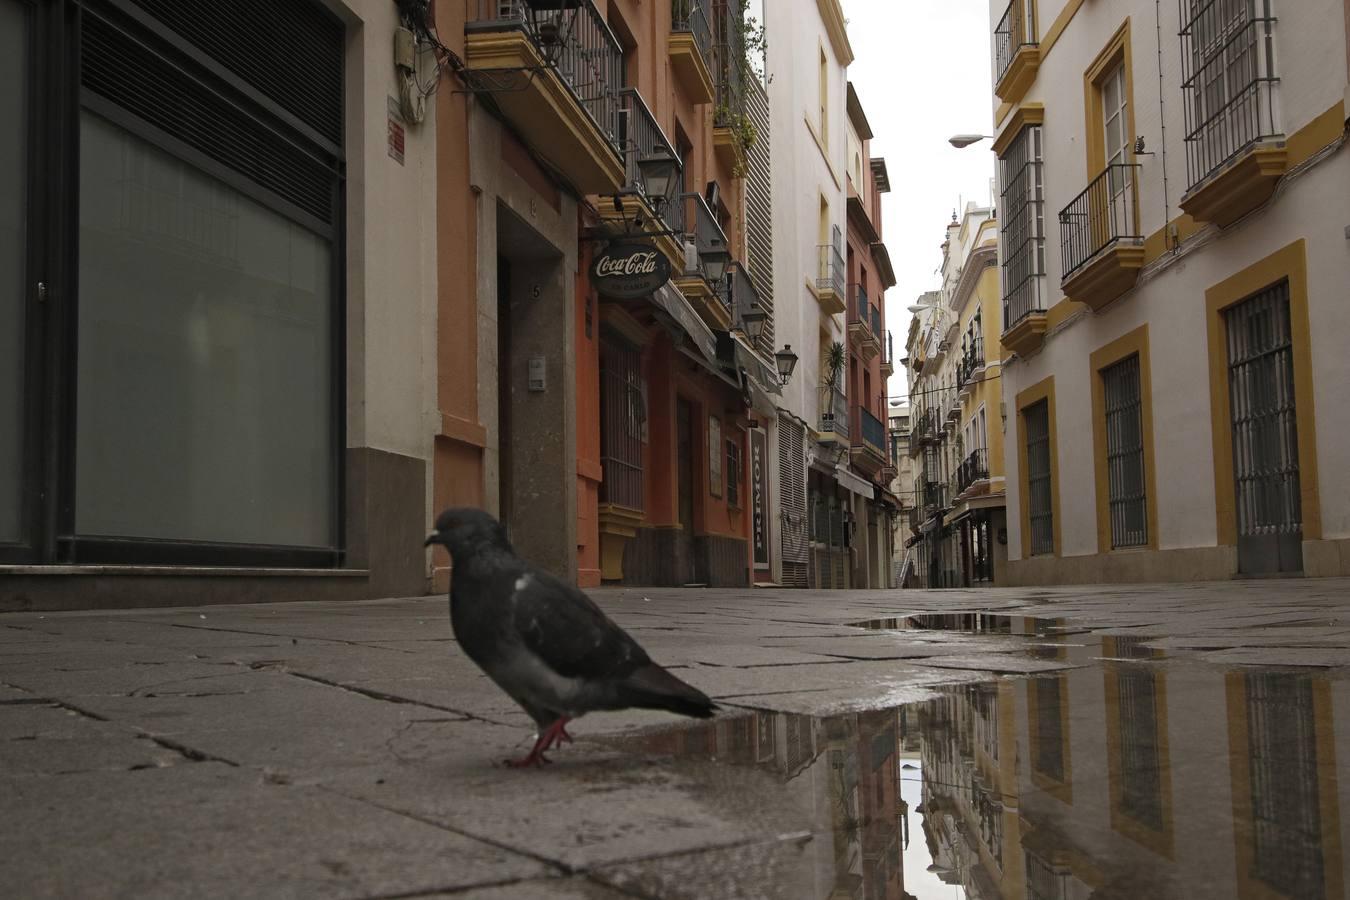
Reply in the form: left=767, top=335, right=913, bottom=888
left=622, top=664, right=718, bottom=719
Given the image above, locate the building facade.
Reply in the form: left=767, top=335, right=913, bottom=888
left=906, top=205, right=1011, bottom=588
left=988, top=0, right=1350, bottom=583
left=763, top=0, right=857, bottom=589
left=887, top=401, right=917, bottom=587
left=2, top=0, right=437, bottom=609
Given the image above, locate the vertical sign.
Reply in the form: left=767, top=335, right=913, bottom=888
left=751, top=428, right=769, bottom=568
left=387, top=97, right=406, bottom=165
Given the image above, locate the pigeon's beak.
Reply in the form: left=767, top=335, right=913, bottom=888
left=424, top=531, right=441, bottom=548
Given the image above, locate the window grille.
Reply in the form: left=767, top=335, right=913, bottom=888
left=1103, top=354, right=1147, bottom=548
left=1024, top=400, right=1054, bottom=555
left=999, top=126, right=1045, bottom=330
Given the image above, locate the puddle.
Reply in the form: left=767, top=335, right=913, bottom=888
left=852, top=613, right=1091, bottom=638
left=615, top=666, right=1346, bottom=899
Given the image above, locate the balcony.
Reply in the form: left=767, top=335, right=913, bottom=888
left=600, top=89, right=688, bottom=268
left=870, top=304, right=881, bottom=338
left=671, top=192, right=733, bottom=330
left=726, top=260, right=760, bottom=321
left=1177, top=4, right=1285, bottom=227
left=913, top=408, right=940, bottom=447
left=711, top=4, right=747, bottom=171
left=1001, top=274, right=1047, bottom=358
left=957, top=336, right=986, bottom=396
left=847, top=284, right=881, bottom=359
left=465, top=0, right=624, bottom=194
left=880, top=331, right=895, bottom=377
left=819, top=385, right=849, bottom=441
left=921, top=480, right=947, bottom=517
left=814, top=244, right=846, bottom=314
left=669, top=1, right=715, bottom=104
left=956, top=448, right=990, bottom=497
left=993, top=0, right=1039, bottom=104
left=1059, top=164, right=1144, bottom=311
left=851, top=406, right=888, bottom=473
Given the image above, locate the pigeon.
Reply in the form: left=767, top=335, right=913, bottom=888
left=425, top=507, right=717, bottom=768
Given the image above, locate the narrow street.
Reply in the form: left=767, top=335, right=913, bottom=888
left=4, top=581, right=1348, bottom=898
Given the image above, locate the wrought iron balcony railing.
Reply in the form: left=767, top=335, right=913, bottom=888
left=712, top=2, right=746, bottom=128
left=870, top=304, right=882, bottom=337
left=671, top=1, right=714, bottom=72
left=849, top=283, right=869, bottom=327
left=817, top=244, right=845, bottom=297
left=957, top=336, right=986, bottom=388
left=993, top=0, right=1037, bottom=86
left=857, top=407, right=887, bottom=454
left=921, top=480, right=947, bottom=514
left=957, top=448, right=989, bottom=494
left=819, top=385, right=849, bottom=440
left=1059, top=163, right=1142, bottom=279
left=468, top=0, right=623, bottom=152
left=1179, top=0, right=1280, bottom=190
left=617, top=88, right=680, bottom=221
left=726, top=260, right=758, bottom=317
left=676, top=191, right=727, bottom=258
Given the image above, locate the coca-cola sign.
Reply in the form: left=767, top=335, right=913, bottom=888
left=591, top=241, right=671, bottom=300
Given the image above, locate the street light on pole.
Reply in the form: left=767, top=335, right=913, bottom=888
left=948, top=134, right=994, bottom=149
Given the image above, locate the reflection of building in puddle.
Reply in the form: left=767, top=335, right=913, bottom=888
left=912, top=652, right=1345, bottom=900
left=619, top=660, right=1343, bottom=899
left=623, top=709, right=909, bottom=899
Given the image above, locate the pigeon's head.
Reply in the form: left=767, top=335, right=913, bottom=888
left=424, top=507, right=511, bottom=559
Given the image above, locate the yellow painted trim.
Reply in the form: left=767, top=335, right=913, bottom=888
left=1083, top=20, right=1135, bottom=175
left=992, top=103, right=1045, bottom=157
left=667, top=32, right=715, bottom=105
left=995, top=101, right=1013, bottom=130
left=1205, top=239, right=1321, bottom=547
left=1090, top=326, right=1159, bottom=554
left=1041, top=0, right=1088, bottom=58
left=1287, top=99, right=1346, bottom=167
left=1026, top=673, right=1073, bottom=804
left=815, top=0, right=855, bottom=67
left=1225, top=673, right=1343, bottom=900
left=1103, top=657, right=1174, bottom=858
left=1016, top=375, right=1060, bottom=559
left=803, top=115, right=842, bottom=192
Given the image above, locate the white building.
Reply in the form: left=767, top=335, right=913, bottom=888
left=763, top=0, right=861, bottom=588
left=987, top=0, right=1350, bottom=582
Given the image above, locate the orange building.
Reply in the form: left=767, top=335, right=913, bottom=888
left=434, top=0, right=778, bottom=591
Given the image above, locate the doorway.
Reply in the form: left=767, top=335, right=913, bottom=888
left=676, top=396, right=696, bottom=583
left=497, top=256, right=512, bottom=537
left=1225, top=281, right=1303, bottom=575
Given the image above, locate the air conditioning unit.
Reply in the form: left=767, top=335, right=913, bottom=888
left=682, top=241, right=700, bottom=276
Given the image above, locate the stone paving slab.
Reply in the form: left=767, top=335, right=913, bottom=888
left=3, top=577, right=1350, bottom=898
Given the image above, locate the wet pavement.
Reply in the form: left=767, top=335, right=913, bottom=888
left=2, top=580, right=1349, bottom=898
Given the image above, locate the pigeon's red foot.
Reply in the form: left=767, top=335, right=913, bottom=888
left=505, top=718, right=573, bottom=769
left=504, top=750, right=551, bottom=768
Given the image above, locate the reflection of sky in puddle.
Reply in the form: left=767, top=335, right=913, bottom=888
left=613, top=660, right=1345, bottom=899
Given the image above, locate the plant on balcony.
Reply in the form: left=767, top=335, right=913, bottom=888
left=824, top=340, right=845, bottom=387
left=712, top=0, right=765, bottom=174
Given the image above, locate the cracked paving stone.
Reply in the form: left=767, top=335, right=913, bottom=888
left=0, top=764, right=548, bottom=898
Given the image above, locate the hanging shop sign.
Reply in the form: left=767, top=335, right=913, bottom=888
left=592, top=242, right=671, bottom=300
left=751, top=428, right=769, bottom=568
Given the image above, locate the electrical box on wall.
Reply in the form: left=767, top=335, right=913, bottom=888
left=528, top=356, right=546, bottom=392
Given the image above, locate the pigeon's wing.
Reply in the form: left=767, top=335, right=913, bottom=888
left=510, top=570, right=651, bottom=681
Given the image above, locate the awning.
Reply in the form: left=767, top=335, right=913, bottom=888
left=744, top=373, right=779, bottom=418
left=833, top=464, right=875, bottom=500
left=653, top=281, right=718, bottom=365
left=729, top=332, right=782, bottom=396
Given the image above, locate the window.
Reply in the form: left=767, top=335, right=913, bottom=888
left=1025, top=399, right=1054, bottom=555
left=7, top=0, right=345, bottom=566
left=1102, top=354, right=1147, bottom=548
left=818, top=47, right=828, bottom=135
left=999, top=126, right=1045, bottom=330
left=599, top=339, right=645, bottom=511
left=726, top=439, right=742, bottom=507
left=1179, top=0, right=1279, bottom=187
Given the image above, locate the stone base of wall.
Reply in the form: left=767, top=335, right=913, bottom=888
left=622, top=527, right=748, bottom=587
left=1009, top=538, right=1350, bottom=585
left=1006, top=545, right=1237, bottom=586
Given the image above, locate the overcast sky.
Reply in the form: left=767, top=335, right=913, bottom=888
left=842, top=0, right=997, bottom=405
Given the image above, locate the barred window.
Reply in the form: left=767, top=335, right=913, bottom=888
left=1103, top=354, right=1148, bottom=548
left=726, top=439, right=741, bottom=508
left=999, top=125, right=1045, bottom=331
left=1179, top=0, right=1279, bottom=188
left=1024, top=399, right=1054, bottom=556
